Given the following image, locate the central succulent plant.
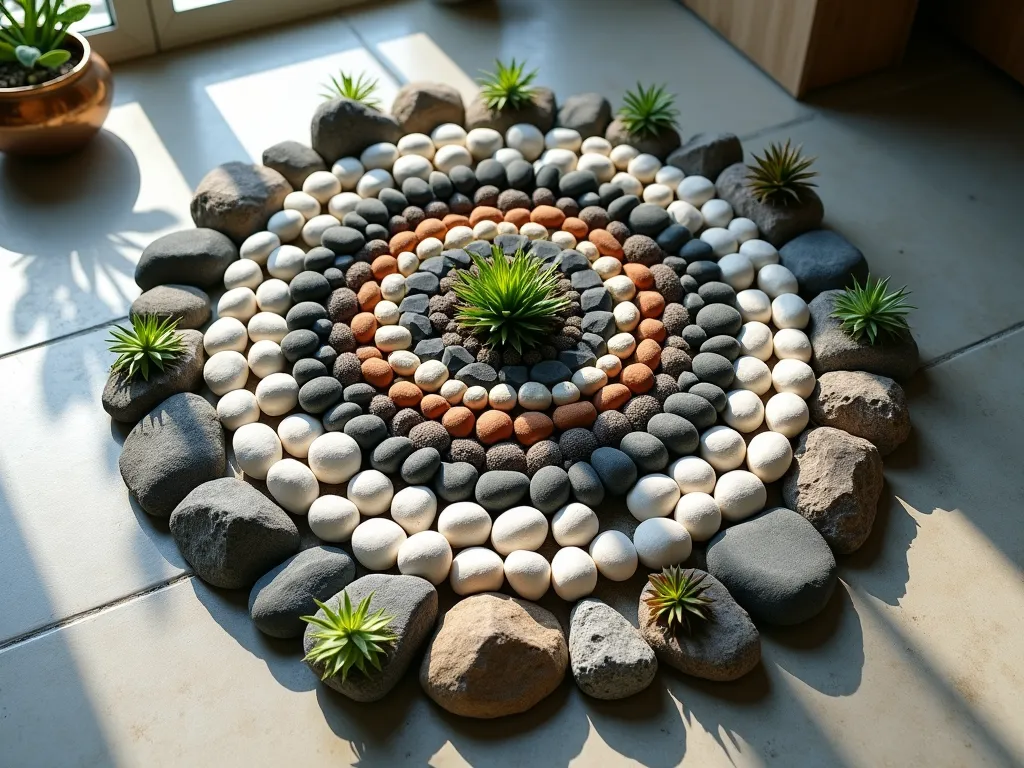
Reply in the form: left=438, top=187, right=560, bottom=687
left=477, top=58, right=538, bottom=112
left=0, top=0, right=90, bottom=71
left=452, top=245, right=570, bottom=354
left=301, top=592, right=396, bottom=683
left=107, top=314, right=185, bottom=382
left=321, top=70, right=380, bottom=108
left=618, top=83, right=679, bottom=139
left=644, top=566, right=714, bottom=634
left=746, top=139, right=818, bottom=205
left=831, top=274, right=914, bottom=344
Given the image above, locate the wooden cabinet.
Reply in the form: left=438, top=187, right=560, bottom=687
left=933, top=0, right=1024, bottom=86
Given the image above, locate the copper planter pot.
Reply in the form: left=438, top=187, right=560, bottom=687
left=0, top=32, right=113, bottom=156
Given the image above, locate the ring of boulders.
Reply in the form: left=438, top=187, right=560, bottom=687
left=106, top=82, right=918, bottom=717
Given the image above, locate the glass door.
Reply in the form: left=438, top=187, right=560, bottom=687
left=74, top=0, right=157, bottom=62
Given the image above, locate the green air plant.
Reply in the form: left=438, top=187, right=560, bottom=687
left=644, top=566, right=714, bottom=634
left=0, top=0, right=91, bottom=71
left=746, top=139, right=818, bottom=206
left=452, top=245, right=571, bottom=354
left=106, top=314, right=185, bottom=382
left=320, top=70, right=381, bottom=108
left=831, top=275, right=914, bottom=345
left=477, top=58, right=538, bottom=112
left=618, top=83, right=679, bottom=139
left=301, top=592, right=397, bottom=683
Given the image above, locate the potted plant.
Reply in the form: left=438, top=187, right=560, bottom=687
left=0, top=0, right=113, bottom=155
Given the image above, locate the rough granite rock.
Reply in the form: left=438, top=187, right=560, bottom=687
left=715, top=162, right=823, bottom=247
left=569, top=598, right=657, bottom=699
left=135, top=229, right=238, bottom=291
left=556, top=93, right=612, bottom=138
left=783, top=427, right=884, bottom=554
left=130, top=284, right=211, bottom=329
left=809, top=371, right=910, bottom=456
left=666, top=132, right=743, bottom=181
left=249, top=546, right=356, bottom=638
left=420, top=593, right=567, bottom=718
left=706, top=507, right=838, bottom=625
left=261, top=140, right=326, bottom=188
left=170, top=478, right=299, bottom=589
left=779, top=229, right=870, bottom=299
left=311, top=98, right=402, bottom=163
left=605, top=118, right=681, bottom=160
left=638, top=572, right=760, bottom=681
left=391, top=82, right=465, bottom=135
left=304, top=574, right=438, bottom=702
left=807, top=290, right=920, bottom=382
left=102, top=329, right=205, bottom=424
left=190, top=162, right=292, bottom=244
left=464, top=87, right=557, bottom=134
left=119, top=392, right=225, bottom=517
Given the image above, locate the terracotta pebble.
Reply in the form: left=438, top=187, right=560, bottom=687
left=531, top=205, right=565, bottom=229
left=442, top=406, right=476, bottom=437
left=504, top=208, right=532, bottom=228
left=361, top=357, right=394, bottom=388
left=637, top=318, right=666, bottom=342
left=420, top=393, right=451, bottom=420
left=623, top=264, right=655, bottom=290
left=390, top=381, right=423, bottom=408
left=593, top=383, right=631, bottom=412
left=476, top=410, right=514, bottom=445
left=589, top=229, right=624, bottom=259
left=389, top=231, right=418, bottom=257
left=443, top=214, right=471, bottom=230
left=553, top=401, right=598, bottom=430
left=622, top=363, right=654, bottom=393
left=562, top=217, right=588, bottom=239
left=635, top=338, right=662, bottom=369
left=356, top=346, right=382, bottom=362
left=514, top=412, right=554, bottom=446
left=469, top=206, right=503, bottom=226
left=351, top=312, right=378, bottom=343
left=357, top=282, right=381, bottom=312
left=371, top=255, right=398, bottom=280
left=637, top=291, right=665, bottom=318
left=415, top=219, right=447, bottom=242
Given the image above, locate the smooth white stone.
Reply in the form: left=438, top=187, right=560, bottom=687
left=627, top=474, right=681, bottom=521
left=592, top=255, right=622, bottom=280
left=397, top=251, right=420, bottom=276
left=466, top=127, right=503, bottom=161
left=700, top=227, right=739, bottom=258
left=581, top=136, right=612, bottom=155
left=668, top=455, right=717, bottom=494
left=728, top=217, right=759, bottom=243
left=772, top=328, right=813, bottom=362
left=247, top=339, right=286, bottom=378
left=450, top=547, right=505, bottom=596
left=772, top=293, right=810, bottom=329
left=277, top=413, right=324, bottom=459
left=537, top=148, right=578, bottom=173
left=445, top=225, right=475, bottom=249
left=204, top=316, right=247, bottom=354
left=577, top=240, right=600, bottom=262
left=518, top=382, right=552, bottom=410
left=491, top=506, right=549, bottom=555
left=352, top=518, right=407, bottom=571
left=327, top=191, right=362, bottom=219
left=551, top=502, right=599, bottom=547
left=633, top=518, right=692, bottom=570
left=430, top=122, right=468, bottom=148
left=612, top=300, right=640, bottom=332
left=506, top=123, right=545, bottom=161
left=746, top=431, right=793, bottom=483
left=673, top=492, right=722, bottom=542
left=397, top=531, right=452, bottom=585
left=266, top=458, right=319, bottom=516
left=714, top=470, right=766, bottom=522
left=551, top=381, right=581, bottom=406
left=267, top=244, right=306, bottom=281
left=699, top=425, right=746, bottom=472
left=655, top=165, right=685, bottom=188
left=520, top=222, right=548, bottom=241
left=473, top=220, right=499, bottom=241
left=204, top=351, right=249, bottom=395
left=397, top=132, right=435, bottom=159
left=735, top=289, right=773, bottom=324
left=217, top=287, right=257, bottom=322
left=667, top=200, right=703, bottom=232
left=488, top=383, right=517, bottom=411
left=643, top=183, right=674, bottom=208
left=240, top=231, right=279, bottom=265
left=503, top=550, right=550, bottom=600
left=307, top=432, right=361, bottom=484
left=607, top=332, right=637, bottom=359
left=736, top=321, right=774, bottom=361
left=576, top=153, right=615, bottom=183
left=391, top=485, right=438, bottom=534
left=347, top=469, right=394, bottom=516
left=462, top=386, right=489, bottom=410
left=437, top=501, right=492, bottom=547
left=765, top=392, right=810, bottom=438
left=374, top=325, right=412, bottom=352
left=588, top=530, right=638, bottom=581
left=360, top=142, right=400, bottom=171
left=717, top=252, right=755, bottom=290
left=571, top=367, right=607, bottom=397
left=496, top=221, right=519, bottom=235
left=551, top=231, right=577, bottom=249
left=440, top=379, right=467, bottom=404
left=224, top=259, right=263, bottom=292
left=302, top=170, right=341, bottom=204
left=610, top=171, right=643, bottom=197
left=758, top=263, right=799, bottom=298
left=701, top=198, right=734, bottom=228
left=415, top=237, right=443, bottom=261
left=216, top=389, right=260, bottom=430
left=284, top=190, right=321, bottom=219
left=627, top=153, right=662, bottom=184
left=545, top=127, right=582, bottom=152
left=677, top=175, right=715, bottom=207
left=308, top=495, right=360, bottom=543
left=392, top=154, right=433, bottom=185
left=609, top=143, right=639, bottom=170
left=331, top=157, right=364, bottom=190
left=595, top=354, right=622, bottom=378
left=414, top=359, right=449, bottom=393
left=605, top=274, right=636, bottom=303
left=433, top=144, right=473, bottom=173
left=254, top=372, right=299, bottom=416
left=733, top=355, right=773, bottom=395
left=388, top=350, right=420, bottom=376
left=373, top=300, right=400, bottom=326
left=550, top=547, right=597, bottom=601
left=722, top=388, right=765, bottom=433
left=739, top=238, right=780, bottom=269
left=772, top=358, right=816, bottom=398
left=356, top=169, right=395, bottom=198
left=302, top=214, right=341, bottom=248
left=232, top=422, right=281, bottom=480
left=267, top=209, right=304, bottom=243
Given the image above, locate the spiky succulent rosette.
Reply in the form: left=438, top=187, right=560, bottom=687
left=301, top=592, right=396, bottom=683
left=477, top=58, right=538, bottom=112
left=644, top=566, right=714, bottom=634
left=831, top=275, right=914, bottom=344
left=107, top=314, right=185, bottom=382
left=746, top=139, right=818, bottom=205
left=618, top=83, right=679, bottom=139
left=321, top=70, right=381, bottom=108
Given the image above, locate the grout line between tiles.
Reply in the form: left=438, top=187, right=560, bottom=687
left=921, top=319, right=1024, bottom=371
left=0, top=316, right=129, bottom=362
left=738, top=113, right=819, bottom=143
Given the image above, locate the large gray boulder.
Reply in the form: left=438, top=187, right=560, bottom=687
left=556, top=93, right=612, bottom=138
left=807, top=290, right=920, bottom=382
left=118, top=392, right=225, bottom=517
left=304, top=574, right=437, bottom=702
left=707, top=507, right=838, bottom=625
left=391, top=82, right=465, bottom=135
left=779, top=229, right=870, bottom=299
left=102, top=329, right=205, bottom=424
left=170, top=478, right=299, bottom=589
left=638, top=571, right=760, bottom=681
left=605, top=118, right=681, bottom=161
left=130, top=284, right=210, bottom=329
left=261, top=140, right=326, bottom=189
left=715, top=162, right=823, bottom=247
left=569, top=598, right=657, bottom=699
left=783, top=427, right=884, bottom=554
left=134, top=229, right=237, bottom=291
left=248, top=546, right=356, bottom=638
left=190, top=162, right=291, bottom=245
left=667, top=132, right=743, bottom=181
left=464, top=87, right=556, bottom=134
left=310, top=98, right=401, bottom=163
left=809, top=371, right=911, bottom=456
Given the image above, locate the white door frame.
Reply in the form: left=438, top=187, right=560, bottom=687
left=81, top=0, right=158, bottom=63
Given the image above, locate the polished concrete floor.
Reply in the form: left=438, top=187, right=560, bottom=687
left=1, top=1, right=1023, bottom=765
